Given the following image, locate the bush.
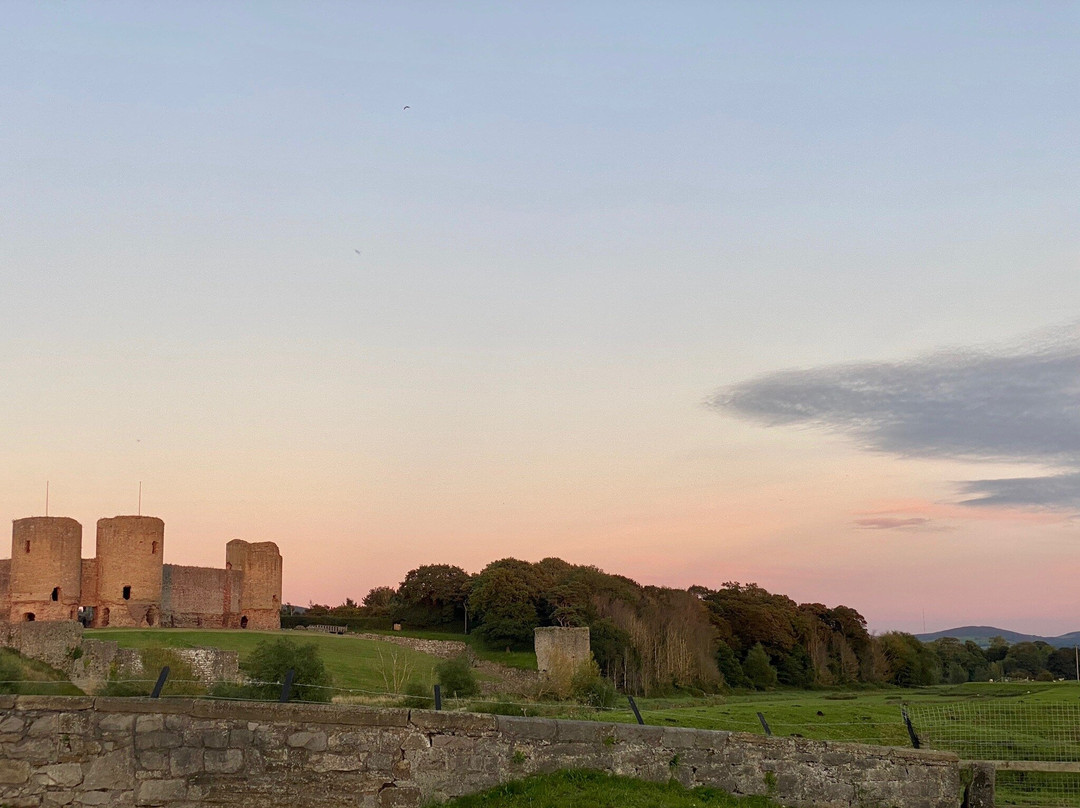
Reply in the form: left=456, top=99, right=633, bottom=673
left=435, top=654, right=480, bottom=698
left=570, top=661, right=617, bottom=708
left=243, top=638, right=333, bottom=702
left=399, top=680, right=434, bottom=709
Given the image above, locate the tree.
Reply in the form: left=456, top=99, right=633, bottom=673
left=1048, top=647, right=1078, bottom=680
left=742, top=643, right=778, bottom=690
left=1003, top=642, right=1052, bottom=679
left=986, top=636, right=1009, bottom=663
left=363, top=586, right=396, bottom=611
left=930, top=637, right=988, bottom=684
left=715, top=640, right=749, bottom=689
left=469, top=561, right=542, bottom=649
left=393, top=564, right=471, bottom=627
left=876, top=632, right=939, bottom=687
left=243, top=638, right=332, bottom=702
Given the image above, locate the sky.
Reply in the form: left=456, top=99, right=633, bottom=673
left=1, top=2, right=1078, bottom=635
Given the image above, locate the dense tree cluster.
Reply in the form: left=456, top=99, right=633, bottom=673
left=316, top=559, right=1078, bottom=695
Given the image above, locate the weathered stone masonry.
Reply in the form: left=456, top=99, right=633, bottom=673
left=0, top=695, right=978, bottom=808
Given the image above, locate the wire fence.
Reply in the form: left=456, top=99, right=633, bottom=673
left=909, top=702, right=1080, bottom=807
left=0, top=674, right=628, bottom=717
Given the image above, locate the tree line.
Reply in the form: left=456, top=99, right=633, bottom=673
left=302, top=558, right=1076, bottom=695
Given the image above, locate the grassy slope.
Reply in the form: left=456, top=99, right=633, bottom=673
left=87, top=628, right=443, bottom=695
left=441, top=770, right=782, bottom=808
left=0, top=648, right=83, bottom=696
left=358, top=628, right=537, bottom=670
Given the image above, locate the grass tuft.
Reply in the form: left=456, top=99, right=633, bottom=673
left=439, top=769, right=784, bottom=807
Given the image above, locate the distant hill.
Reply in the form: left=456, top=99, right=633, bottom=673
left=915, top=626, right=1080, bottom=648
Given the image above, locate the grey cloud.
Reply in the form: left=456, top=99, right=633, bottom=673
left=957, top=472, right=1080, bottom=509
left=854, top=517, right=933, bottom=530
left=710, top=324, right=1080, bottom=510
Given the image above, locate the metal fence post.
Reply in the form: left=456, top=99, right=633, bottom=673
left=279, top=669, right=295, bottom=703
left=433, top=684, right=442, bottom=711
left=150, top=666, right=170, bottom=699
left=627, top=695, right=645, bottom=725
left=757, top=711, right=772, bottom=736
left=901, top=707, right=920, bottom=748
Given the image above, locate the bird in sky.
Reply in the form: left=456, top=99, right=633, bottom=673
left=403, top=105, right=410, bottom=110
left=354, top=249, right=362, bottom=256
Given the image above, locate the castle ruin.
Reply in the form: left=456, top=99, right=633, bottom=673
left=0, top=515, right=281, bottom=630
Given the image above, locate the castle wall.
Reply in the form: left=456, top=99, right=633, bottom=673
left=79, top=558, right=99, bottom=618
left=0, top=559, right=10, bottom=620
left=92, top=516, right=164, bottom=628
left=161, top=565, right=242, bottom=628
left=225, top=540, right=282, bottom=630
left=9, top=517, right=82, bottom=623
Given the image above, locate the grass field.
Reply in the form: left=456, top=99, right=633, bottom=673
left=599, top=682, right=1080, bottom=746
left=88, top=628, right=445, bottom=696
left=440, top=769, right=782, bottom=808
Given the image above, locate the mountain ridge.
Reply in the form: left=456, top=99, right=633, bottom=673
left=914, top=625, right=1080, bottom=648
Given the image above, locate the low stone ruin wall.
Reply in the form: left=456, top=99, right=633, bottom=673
left=109, top=646, right=240, bottom=687
left=350, top=633, right=468, bottom=659
left=0, top=621, right=83, bottom=670
left=1, top=621, right=240, bottom=692
left=0, top=695, right=979, bottom=808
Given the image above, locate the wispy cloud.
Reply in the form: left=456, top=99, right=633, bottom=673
left=710, top=323, right=1080, bottom=511
left=855, top=516, right=935, bottom=530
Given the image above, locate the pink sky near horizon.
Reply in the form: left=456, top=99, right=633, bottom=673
left=2, top=427, right=1076, bottom=637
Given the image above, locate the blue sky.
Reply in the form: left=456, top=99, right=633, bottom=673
left=2, top=2, right=1078, bottom=632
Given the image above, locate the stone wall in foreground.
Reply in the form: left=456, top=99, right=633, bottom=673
left=0, top=695, right=975, bottom=808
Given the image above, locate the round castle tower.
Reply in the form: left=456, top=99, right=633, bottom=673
left=9, top=517, right=83, bottom=623
left=92, top=515, right=164, bottom=627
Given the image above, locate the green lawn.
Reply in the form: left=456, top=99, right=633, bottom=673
left=440, top=770, right=783, bottom=808
left=87, top=628, right=443, bottom=696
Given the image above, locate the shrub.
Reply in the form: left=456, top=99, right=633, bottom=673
left=243, top=638, right=333, bottom=702
left=536, top=656, right=616, bottom=708
left=435, top=654, right=480, bottom=698
left=571, top=661, right=617, bottom=708
left=399, top=680, right=434, bottom=709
